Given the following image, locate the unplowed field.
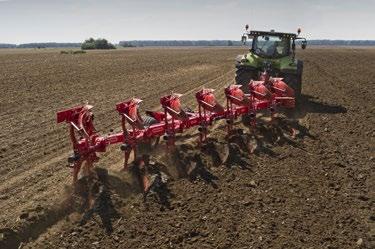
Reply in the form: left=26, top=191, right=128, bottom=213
left=0, top=47, right=374, bottom=249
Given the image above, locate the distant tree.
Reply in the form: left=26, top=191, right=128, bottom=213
left=81, top=38, right=96, bottom=50
left=120, top=42, right=136, bottom=47
left=227, top=40, right=233, bottom=46
left=0, top=43, right=17, bottom=48
left=81, top=38, right=116, bottom=50
left=15, top=43, right=81, bottom=48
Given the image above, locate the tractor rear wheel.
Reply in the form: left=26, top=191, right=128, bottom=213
left=235, top=67, right=258, bottom=93
left=283, top=60, right=303, bottom=101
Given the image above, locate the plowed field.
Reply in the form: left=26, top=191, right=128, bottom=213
left=0, top=47, right=374, bottom=249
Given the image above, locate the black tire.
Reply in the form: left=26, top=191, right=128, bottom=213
left=235, top=67, right=258, bottom=93
left=283, top=60, right=303, bottom=101
left=142, top=116, right=158, bottom=128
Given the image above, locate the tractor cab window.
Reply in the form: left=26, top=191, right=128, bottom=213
left=253, top=36, right=290, bottom=58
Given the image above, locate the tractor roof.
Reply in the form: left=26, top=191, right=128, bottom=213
left=249, top=30, right=297, bottom=39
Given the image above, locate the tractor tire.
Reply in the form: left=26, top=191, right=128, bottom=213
left=235, top=67, right=258, bottom=93
left=283, top=60, right=303, bottom=101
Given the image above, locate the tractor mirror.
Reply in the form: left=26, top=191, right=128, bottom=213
left=301, top=41, right=307, bottom=49
left=241, top=35, right=247, bottom=44
left=245, top=24, right=249, bottom=31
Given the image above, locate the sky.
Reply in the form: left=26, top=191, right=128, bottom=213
left=0, top=0, right=374, bottom=44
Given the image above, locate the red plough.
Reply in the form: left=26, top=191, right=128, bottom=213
left=57, top=75, right=296, bottom=188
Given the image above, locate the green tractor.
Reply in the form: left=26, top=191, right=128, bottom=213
left=235, top=25, right=307, bottom=99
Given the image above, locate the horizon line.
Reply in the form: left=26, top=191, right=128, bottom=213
left=2, top=38, right=375, bottom=45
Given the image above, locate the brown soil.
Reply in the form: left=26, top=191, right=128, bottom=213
left=0, top=47, right=374, bottom=249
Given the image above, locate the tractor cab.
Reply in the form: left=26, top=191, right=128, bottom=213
left=242, top=28, right=306, bottom=59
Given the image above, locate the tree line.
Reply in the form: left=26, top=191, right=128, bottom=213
left=119, top=40, right=240, bottom=47
left=120, top=40, right=375, bottom=47
left=0, top=38, right=116, bottom=49
left=1, top=40, right=375, bottom=49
